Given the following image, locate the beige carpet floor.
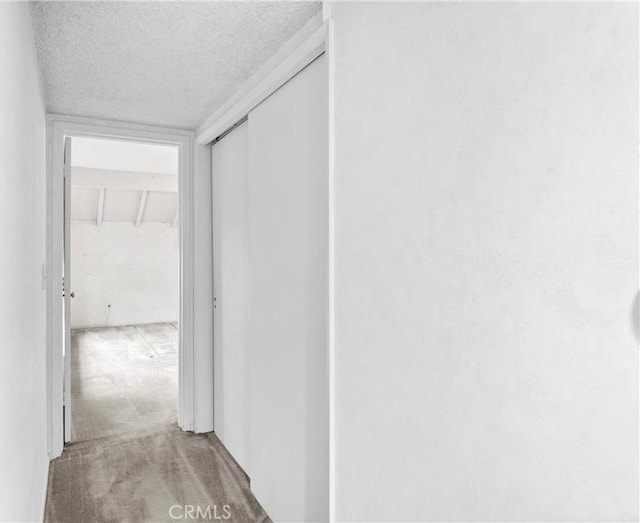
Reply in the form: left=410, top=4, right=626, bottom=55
left=45, top=324, right=270, bottom=522
left=45, top=425, right=270, bottom=522
left=70, top=323, right=179, bottom=442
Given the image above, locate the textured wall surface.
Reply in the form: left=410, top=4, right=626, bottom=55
left=71, top=222, right=179, bottom=328
left=0, top=3, right=49, bottom=521
left=331, top=3, right=638, bottom=521
left=29, top=1, right=321, bottom=129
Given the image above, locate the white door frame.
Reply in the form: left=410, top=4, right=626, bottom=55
left=62, top=137, right=72, bottom=442
left=46, top=114, right=196, bottom=459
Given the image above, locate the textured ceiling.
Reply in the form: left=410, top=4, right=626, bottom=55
left=29, top=1, right=321, bottom=129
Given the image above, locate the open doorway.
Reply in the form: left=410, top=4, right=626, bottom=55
left=48, top=117, right=204, bottom=460
left=64, top=136, right=180, bottom=443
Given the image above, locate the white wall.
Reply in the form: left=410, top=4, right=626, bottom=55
left=331, top=3, right=638, bottom=521
left=192, top=142, right=214, bottom=433
left=71, top=222, right=179, bottom=328
left=0, top=3, right=49, bottom=521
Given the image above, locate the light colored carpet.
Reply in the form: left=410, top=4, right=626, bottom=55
left=70, top=323, right=179, bottom=442
left=45, top=424, right=270, bottom=522
left=45, top=324, right=270, bottom=522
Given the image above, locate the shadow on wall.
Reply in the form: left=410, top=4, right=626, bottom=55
left=631, top=290, right=639, bottom=343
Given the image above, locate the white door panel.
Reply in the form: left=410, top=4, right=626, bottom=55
left=211, top=121, right=250, bottom=472
left=247, top=54, right=328, bottom=522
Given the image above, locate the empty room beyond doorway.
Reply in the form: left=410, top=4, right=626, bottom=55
left=71, top=323, right=178, bottom=441
left=68, top=137, right=180, bottom=443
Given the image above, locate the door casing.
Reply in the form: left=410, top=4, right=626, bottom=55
left=62, top=136, right=71, bottom=442
left=46, top=115, right=204, bottom=458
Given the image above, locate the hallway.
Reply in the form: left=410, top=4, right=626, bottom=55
left=45, top=325, right=270, bottom=522
left=44, top=425, right=269, bottom=522
left=2, top=2, right=638, bottom=521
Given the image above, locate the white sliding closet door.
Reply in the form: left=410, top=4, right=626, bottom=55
left=248, top=54, right=328, bottom=522
left=211, top=121, right=250, bottom=472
